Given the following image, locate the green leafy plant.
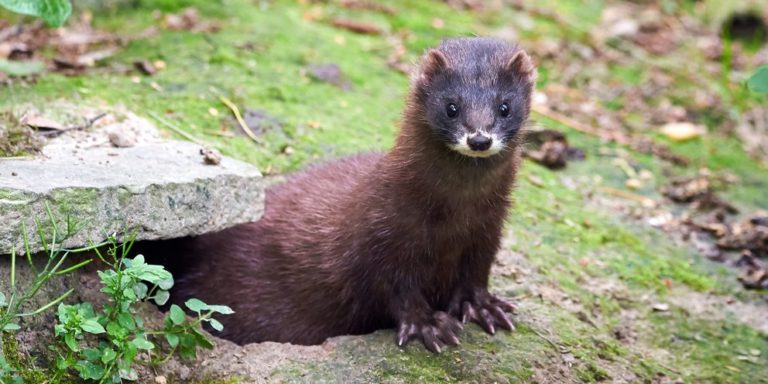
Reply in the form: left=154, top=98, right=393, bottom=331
left=53, top=237, right=233, bottom=383
left=0, top=204, right=102, bottom=382
left=747, top=65, right=768, bottom=94
left=0, top=0, right=72, bottom=27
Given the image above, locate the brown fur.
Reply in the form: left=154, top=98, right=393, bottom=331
left=149, top=38, right=535, bottom=352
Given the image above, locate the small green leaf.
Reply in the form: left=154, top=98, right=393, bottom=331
left=116, top=312, right=136, bottom=331
left=2, top=323, right=20, bottom=331
left=208, top=318, right=224, bottom=332
left=747, top=66, right=768, bottom=94
left=191, top=327, right=215, bottom=349
left=153, top=290, right=170, bottom=306
left=80, top=319, right=106, bottom=334
left=64, top=333, right=79, bottom=352
left=0, top=0, right=72, bottom=27
left=0, top=292, right=6, bottom=307
left=56, top=356, right=73, bottom=370
left=106, top=321, right=128, bottom=339
left=132, top=282, right=148, bottom=299
left=82, top=348, right=101, bottom=361
left=101, top=347, right=117, bottom=363
left=132, top=254, right=145, bottom=265
left=119, top=367, right=138, bottom=380
left=169, top=304, right=185, bottom=325
left=206, top=304, right=235, bottom=315
left=75, top=360, right=105, bottom=380
left=131, top=336, right=154, bottom=350
left=123, top=341, right=139, bottom=362
left=157, top=278, right=174, bottom=290
left=178, top=334, right=198, bottom=359
left=184, top=298, right=207, bottom=312
left=164, top=333, right=179, bottom=348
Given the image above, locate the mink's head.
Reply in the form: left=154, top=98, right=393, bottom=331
left=411, top=38, right=536, bottom=158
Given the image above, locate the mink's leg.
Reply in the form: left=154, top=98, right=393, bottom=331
left=447, top=237, right=516, bottom=335
left=391, top=290, right=462, bottom=353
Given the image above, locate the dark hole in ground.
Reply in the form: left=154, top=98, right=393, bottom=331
left=133, top=237, right=390, bottom=346
left=721, top=12, right=768, bottom=44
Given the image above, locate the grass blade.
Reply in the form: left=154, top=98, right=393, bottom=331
left=55, top=259, right=92, bottom=275
left=18, top=288, right=74, bottom=317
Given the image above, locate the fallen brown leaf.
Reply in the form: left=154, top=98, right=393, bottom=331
left=331, top=18, right=382, bottom=35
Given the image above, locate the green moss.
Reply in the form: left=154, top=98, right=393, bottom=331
left=645, top=311, right=768, bottom=383
left=576, top=362, right=610, bottom=383
left=1, top=332, right=66, bottom=383
left=0, top=112, right=43, bottom=157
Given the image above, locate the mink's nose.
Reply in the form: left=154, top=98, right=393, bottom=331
left=467, top=135, right=492, bottom=151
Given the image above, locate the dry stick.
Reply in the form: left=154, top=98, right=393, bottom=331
left=532, top=106, right=689, bottom=165
left=599, top=186, right=657, bottom=208
left=37, top=112, right=108, bottom=138
left=219, top=96, right=262, bottom=144
left=146, top=111, right=207, bottom=146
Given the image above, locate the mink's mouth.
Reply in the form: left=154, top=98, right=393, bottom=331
left=448, top=133, right=503, bottom=158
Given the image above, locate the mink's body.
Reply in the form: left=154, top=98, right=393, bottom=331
left=160, top=38, right=536, bottom=352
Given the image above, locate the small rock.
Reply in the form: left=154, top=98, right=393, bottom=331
left=237, top=108, right=283, bottom=136
left=608, top=19, right=639, bottom=39
left=306, top=63, right=352, bottom=90
left=660, top=122, right=705, bottom=142
left=652, top=303, right=669, bottom=312
left=108, top=130, right=137, bottom=148
left=200, top=146, right=222, bottom=165
left=154, top=376, right=167, bottom=384
left=134, top=60, right=157, bottom=75
left=625, top=178, right=642, bottom=190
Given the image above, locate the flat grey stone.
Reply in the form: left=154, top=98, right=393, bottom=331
left=0, top=118, right=263, bottom=254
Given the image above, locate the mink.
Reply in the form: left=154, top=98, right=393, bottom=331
left=153, top=37, right=536, bottom=353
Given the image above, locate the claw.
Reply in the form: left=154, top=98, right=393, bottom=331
left=462, top=301, right=477, bottom=324
left=493, top=306, right=515, bottom=331
left=397, top=323, right=418, bottom=347
left=422, top=326, right=442, bottom=353
left=479, top=308, right=496, bottom=335
left=445, top=332, right=460, bottom=346
left=496, top=298, right=516, bottom=313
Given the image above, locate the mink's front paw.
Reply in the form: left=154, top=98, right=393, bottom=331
left=448, top=289, right=516, bottom=335
left=396, top=311, right=463, bottom=353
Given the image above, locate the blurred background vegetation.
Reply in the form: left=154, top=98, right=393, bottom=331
left=1, top=1, right=768, bottom=382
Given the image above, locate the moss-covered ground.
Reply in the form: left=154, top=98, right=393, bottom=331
left=1, top=0, right=767, bottom=382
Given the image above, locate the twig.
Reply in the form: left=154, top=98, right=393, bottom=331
left=147, top=111, right=207, bottom=146
left=219, top=96, right=262, bottom=144
left=532, top=106, right=689, bottom=165
left=331, top=18, right=383, bottom=35
left=37, top=113, right=108, bottom=138
left=599, top=186, right=657, bottom=207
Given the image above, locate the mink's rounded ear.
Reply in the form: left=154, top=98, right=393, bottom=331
left=506, top=50, right=537, bottom=82
left=416, top=49, right=449, bottom=85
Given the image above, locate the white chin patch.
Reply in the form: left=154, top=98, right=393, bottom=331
left=449, top=133, right=503, bottom=158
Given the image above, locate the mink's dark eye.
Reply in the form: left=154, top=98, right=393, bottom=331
left=446, top=103, right=459, bottom=118
left=499, top=102, right=510, bottom=118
